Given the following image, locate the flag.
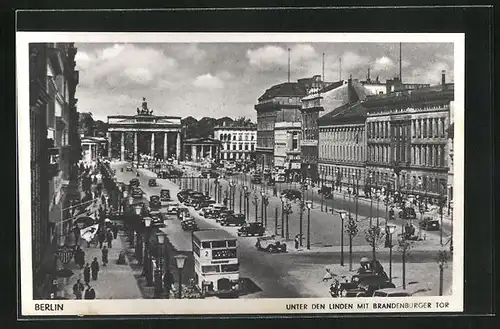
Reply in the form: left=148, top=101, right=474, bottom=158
left=80, top=224, right=99, bottom=243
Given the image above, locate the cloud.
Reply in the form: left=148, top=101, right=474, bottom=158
left=246, top=44, right=318, bottom=70
left=341, top=51, right=370, bottom=71
left=217, top=71, right=233, bottom=80
left=75, top=44, right=177, bottom=89
left=373, top=56, right=395, bottom=72
left=193, top=74, right=224, bottom=89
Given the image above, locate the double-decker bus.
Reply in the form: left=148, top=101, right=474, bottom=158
left=192, top=229, right=240, bottom=297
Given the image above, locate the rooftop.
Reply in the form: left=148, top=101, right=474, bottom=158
left=258, top=82, right=308, bottom=102
left=318, top=101, right=367, bottom=126
left=193, top=229, right=236, bottom=241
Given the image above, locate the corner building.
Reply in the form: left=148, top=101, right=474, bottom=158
left=363, top=73, right=454, bottom=201
left=214, top=125, right=256, bottom=161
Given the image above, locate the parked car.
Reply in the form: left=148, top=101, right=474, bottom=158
left=318, top=186, right=333, bottom=199
left=126, top=165, right=133, bottom=172
left=250, top=174, right=262, bottom=184
left=419, top=216, right=440, bottom=231
left=237, top=222, right=265, bottom=237
left=131, top=187, right=143, bottom=199
left=129, top=178, right=140, bottom=188
left=399, top=206, right=417, bottom=220
left=282, top=189, right=301, bottom=200
left=148, top=178, right=157, bottom=187
left=372, top=288, right=411, bottom=297
left=255, top=235, right=287, bottom=253
left=149, top=211, right=166, bottom=228
left=195, top=199, right=215, bottom=210
left=216, top=210, right=234, bottom=223
left=166, top=203, right=179, bottom=215
left=149, top=195, right=161, bottom=210
left=160, top=189, right=171, bottom=202
left=181, top=219, right=199, bottom=231
left=177, top=189, right=193, bottom=203
left=177, top=207, right=191, bottom=221
left=220, top=213, right=246, bottom=226
left=199, top=207, right=213, bottom=217
left=356, top=278, right=396, bottom=297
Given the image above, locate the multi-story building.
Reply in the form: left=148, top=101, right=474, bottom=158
left=254, top=79, right=312, bottom=171
left=29, top=43, right=80, bottom=299
left=363, top=71, right=453, bottom=203
left=214, top=124, right=257, bottom=161
left=446, top=99, right=455, bottom=209
left=303, top=76, right=367, bottom=182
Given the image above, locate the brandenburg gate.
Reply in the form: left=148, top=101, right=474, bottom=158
left=107, top=98, right=182, bottom=161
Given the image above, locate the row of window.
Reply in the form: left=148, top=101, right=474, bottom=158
left=222, top=143, right=255, bottom=151
left=319, top=145, right=365, bottom=162
left=367, top=117, right=447, bottom=139
left=319, top=127, right=364, bottom=143
left=367, top=144, right=446, bottom=168
left=222, top=153, right=252, bottom=160
left=218, top=134, right=255, bottom=141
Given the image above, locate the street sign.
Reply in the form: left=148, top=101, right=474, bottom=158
left=56, top=245, right=75, bottom=264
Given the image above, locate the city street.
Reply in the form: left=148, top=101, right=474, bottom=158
left=113, top=161, right=451, bottom=298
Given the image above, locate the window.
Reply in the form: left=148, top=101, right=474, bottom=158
left=202, top=242, right=211, bottom=248
left=202, top=265, right=220, bottom=274
left=227, top=240, right=236, bottom=247
left=232, top=145, right=236, bottom=150
left=212, top=241, right=226, bottom=248
left=239, top=144, right=242, bottom=150
left=251, top=144, right=254, bottom=151
left=221, top=263, right=239, bottom=272
left=233, top=135, right=236, bottom=140
left=244, top=144, right=248, bottom=151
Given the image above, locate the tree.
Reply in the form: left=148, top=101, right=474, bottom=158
left=234, top=116, right=253, bottom=127
left=397, top=237, right=414, bottom=289
left=93, top=120, right=108, bottom=137
left=365, top=226, right=385, bottom=263
left=78, top=112, right=94, bottom=137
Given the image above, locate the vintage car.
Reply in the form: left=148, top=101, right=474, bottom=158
left=149, top=195, right=161, bottom=210
left=187, top=192, right=207, bottom=207
left=399, top=206, right=417, bottom=220
left=148, top=178, right=157, bottom=187
left=131, top=187, right=143, bottom=199
left=195, top=199, right=215, bottom=210
left=177, top=207, right=191, bottom=221
left=419, top=216, right=440, bottom=231
left=250, top=174, right=262, bottom=184
left=160, top=189, right=171, bottom=202
left=356, top=278, right=396, bottom=297
left=181, top=218, right=199, bottom=231
left=129, top=178, right=140, bottom=188
left=166, top=203, right=179, bottom=215
left=149, top=211, right=166, bottom=227
left=207, top=208, right=222, bottom=220
left=216, top=209, right=234, bottom=223
left=318, top=186, right=333, bottom=199
left=177, top=189, right=193, bottom=203
left=126, top=165, right=133, bottom=172
left=237, top=222, right=265, bottom=237
left=255, top=235, right=287, bottom=253
left=220, top=213, right=246, bottom=226
left=282, top=189, right=301, bottom=200
left=199, top=207, right=213, bottom=217
left=372, top=288, right=411, bottom=297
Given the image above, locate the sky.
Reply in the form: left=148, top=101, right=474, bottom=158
left=74, top=42, right=454, bottom=122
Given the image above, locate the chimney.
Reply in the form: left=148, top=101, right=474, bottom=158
left=441, top=70, right=446, bottom=85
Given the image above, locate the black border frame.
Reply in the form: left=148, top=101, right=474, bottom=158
left=4, top=5, right=495, bottom=328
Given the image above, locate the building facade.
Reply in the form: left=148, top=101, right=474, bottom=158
left=318, top=101, right=367, bottom=191
left=183, top=137, right=221, bottom=163
left=107, top=98, right=182, bottom=161
left=29, top=43, right=80, bottom=299
left=363, top=72, right=453, bottom=202
left=255, top=80, right=310, bottom=171
left=214, top=125, right=256, bottom=161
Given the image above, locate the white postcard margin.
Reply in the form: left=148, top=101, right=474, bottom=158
left=17, top=32, right=465, bottom=316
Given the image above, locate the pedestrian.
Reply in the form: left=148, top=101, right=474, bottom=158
left=84, top=285, right=96, bottom=299
left=322, top=267, right=334, bottom=282
left=163, top=271, right=174, bottom=298
left=73, top=224, right=81, bottom=246
left=106, top=229, right=113, bottom=248
left=112, top=224, right=118, bottom=239
left=273, top=186, right=277, bottom=196
left=72, top=279, right=85, bottom=299
left=83, top=263, right=91, bottom=285
left=75, top=246, right=85, bottom=269
left=294, top=234, right=300, bottom=249
left=101, top=245, right=109, bottom=266
left=98, top=229, right=106, bottom=249
left=91, top=257, right=99, bottom=280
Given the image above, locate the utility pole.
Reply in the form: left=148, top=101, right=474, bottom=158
left=339, top=57, right=342, bottom=81
left=322, top=52, right=325, bottom=81
left=399, top=42, right=402, bottom=81
left=288, top=48, right=291, bottom=83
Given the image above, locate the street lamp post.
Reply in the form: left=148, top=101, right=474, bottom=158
left=173, top=254, right=188, bottom=299
left=369, top=173, right=373, bottom=226
left=243, top=185, right=248, bottom=218
left=338, top=210, right=346, bottom=267
left=320, top=169, right=324, bottom=212
left=143, top=216, right=153, bottom=287
left=437, top=249, right=449, bottom=296
left=155, top=232, right=166, bottom=298
left=306, top=201, right=313, bottom=250
left=439, top=183, right=446, bottom=247
left=385, top=224, right=396, bottom=283
left=280, top=195, right=285, bottom=238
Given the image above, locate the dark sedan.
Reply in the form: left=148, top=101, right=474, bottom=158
left=149, top=195, right=161, bottom=210
left=419, top=217, right=440, bottom=231
left=237, top=222, right=265, bottom=237
left=131, top=188, right=143, bottom=199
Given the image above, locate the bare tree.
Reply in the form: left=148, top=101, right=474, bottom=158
left=345, top=215, right=359, bottom=271
left=397, top=237, right=414, bottom=289
left=365, top=226, right=385, bottom=263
